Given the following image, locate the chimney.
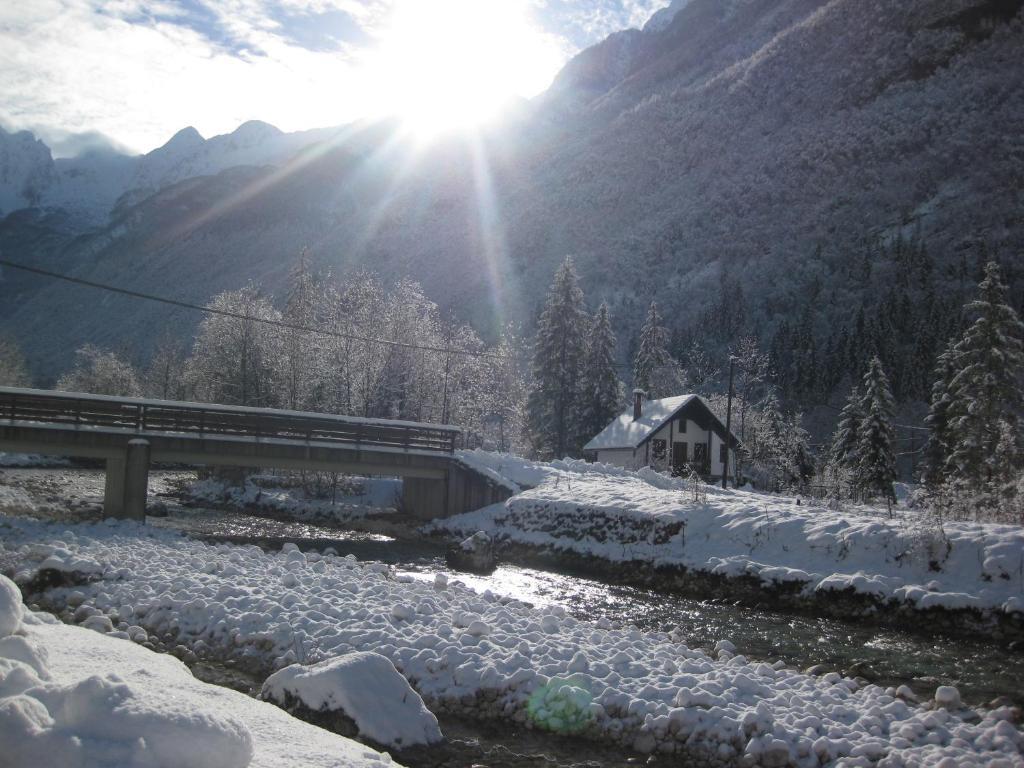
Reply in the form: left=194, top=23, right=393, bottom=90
left=633, top=388, right=645, bottom=421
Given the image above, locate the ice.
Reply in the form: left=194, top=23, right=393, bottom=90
left=262, top=652, right=443, bottom=748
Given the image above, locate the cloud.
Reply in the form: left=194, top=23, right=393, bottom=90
left=0, top=0, right=372, bottom=152
left=0, top=0, right=663, bottom=154
left=33, top=127, right=136, bottom=159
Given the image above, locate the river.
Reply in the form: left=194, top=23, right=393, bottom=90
left=4, top=467, right=1022, bottom=767
left=149, top=503, right=1024, bottom=709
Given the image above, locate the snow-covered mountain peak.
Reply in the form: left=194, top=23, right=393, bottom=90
left=230, top=120, right=282, bottom=143
left=0, top=126, right=54, bottom=215
left=162, top=125, right=205, bottom=150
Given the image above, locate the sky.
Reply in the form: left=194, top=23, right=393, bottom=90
left=0, top=0, right=671, bottom=156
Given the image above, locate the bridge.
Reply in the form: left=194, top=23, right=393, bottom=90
left=0, top=387, right=512, bottom=521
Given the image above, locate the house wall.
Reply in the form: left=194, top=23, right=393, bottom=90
left=647, top=416, right=731, bottom=477
left=595, top=448, right=642, bottom=469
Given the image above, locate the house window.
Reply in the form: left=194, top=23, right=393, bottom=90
left=720, top=444, right=728, bottom=465
left=652, top=439, right=667, bottom=462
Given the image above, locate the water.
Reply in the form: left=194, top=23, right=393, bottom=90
left=153, top=504, right=1024, bottom=707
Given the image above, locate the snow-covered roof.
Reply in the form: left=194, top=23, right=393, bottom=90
left=583, top=394, right=699, bottom=451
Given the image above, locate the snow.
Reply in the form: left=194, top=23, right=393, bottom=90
left=437, top=455, right=1024, bottom=619
left=186, top=475, right=401, bottom=523
left=582, top=394, right=697, bottom=450
left=0, top=516, right=1021, bottom=765
left=0, top=453, right=71, bottom=468
left=0, top=574, right=23, bottom=637
left=0, top=575, right=400, bottom=768
left=263, top=652, right=443, bottom=748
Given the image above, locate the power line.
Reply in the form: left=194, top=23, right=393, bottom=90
left=0, top=258, right=509, bottom=361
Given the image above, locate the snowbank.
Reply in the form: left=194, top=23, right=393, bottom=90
left=0, top=453, right=71, bottom=468
left=1, top=517, right=1021, bottom=766
left=186, top=475, right=400, bottom=523
left=0, top=574, right=401, bottom=768
left=263, top=652, right=443, bottom=748
left=0, top=486, right=43, bottom=518
left=438, top=457, right=1024, bottom=619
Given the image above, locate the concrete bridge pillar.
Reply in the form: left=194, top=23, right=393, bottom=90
left=103, top=439, right=151, bottom=520
left=103, top=456, right=126, bottom=518
left=123, top=439, right=151, bottom=520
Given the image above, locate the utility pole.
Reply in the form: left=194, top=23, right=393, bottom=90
left=723, top=357, right=735, bottom=489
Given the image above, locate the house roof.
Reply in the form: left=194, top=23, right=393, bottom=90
left=583, top=394, right=741, bottom=452
left=582, top=394, right=693, bottom=451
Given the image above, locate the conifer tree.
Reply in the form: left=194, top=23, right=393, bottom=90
left=944, top=261, right=1024, bottom=489
left=633, top=301, right=675, bottom=398
left=527, top=257, right=588, bottom=458
left=856, top=356, right=897, bottom=505
left=0, top=334, right=31, bottom=387
left=830, top=385, right=864, bottom=470
left=579, top=302, right=622, bottom=443
left=921, top=341, right=957, bottom=487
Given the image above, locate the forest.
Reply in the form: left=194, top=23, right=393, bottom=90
left=1, top=243, right=1021, bottom=525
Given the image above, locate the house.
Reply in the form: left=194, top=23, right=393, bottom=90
left=583, top=390, right=741, bottom=479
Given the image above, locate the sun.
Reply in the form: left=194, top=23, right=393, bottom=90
left=360, top=0, right=564, bottom=136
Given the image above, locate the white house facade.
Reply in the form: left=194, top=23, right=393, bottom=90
left=583, top=391, right=740, bottom=479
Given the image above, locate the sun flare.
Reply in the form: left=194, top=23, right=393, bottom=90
left=360, top=0, right=564, bottom=136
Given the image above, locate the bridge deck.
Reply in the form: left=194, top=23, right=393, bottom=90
left=0, top=387, right=458, bottom=455
left=0, top=388, right=511, bottom=521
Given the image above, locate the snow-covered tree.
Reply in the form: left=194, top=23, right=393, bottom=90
left=57, top=344, right=141, bottom=397
left=280, top=252, right=329, bottom=411
left=633, top=301, right=680, bottom=398
left=578, top=302, right=623, bottom=444
left=143, top=333, right=188, bottom=401
left=527, top=256, right=588, bottom=458
left=730, top=336, right=771, bottom=443
left=473, top=328, right=529, bottom=453
left=856, top=356, right=897, bottom=505
left=830, top=385, right=864, bottom=468
left=188, top=285, right=283, bottom=407
left=739, top=391, right=813, bottom=489
left=944, top=261, right=1024, bottom=491
left=0, top=334, right=31, bottom=387
left=921, top=341, right=958, bottom=487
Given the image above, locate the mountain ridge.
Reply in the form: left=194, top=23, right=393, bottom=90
left=1, top=0, right=1022, bottom=400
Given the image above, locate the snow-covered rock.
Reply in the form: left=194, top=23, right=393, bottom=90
left=0, top=575, right=24, bottom=637
left=1, top=514, right=1021, bottom=766
left=263, top=652, right=443, bottom=748
left=446, top=531, right=496, bottom=574
left=0, top=593, right=400, bottom=767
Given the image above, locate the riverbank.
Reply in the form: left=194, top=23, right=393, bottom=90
left=0, top=579, right=401, bottom=768
left=1, top=513, right=1021, bottom=767
left=432, top=452, right=1024, bottom=643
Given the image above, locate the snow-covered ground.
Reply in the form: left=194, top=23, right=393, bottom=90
left=0, top=575, right=400, bottom=768
left=186, top=475, right=401, bottom=524
left=0, top=513, right=1021, bottom=767
left=0, top=453, right=71, bottom=468
left=448, top=452, right=1024, bottom=618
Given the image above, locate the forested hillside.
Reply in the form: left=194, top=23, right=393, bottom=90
left=1, top=0, right=1022, bottom=428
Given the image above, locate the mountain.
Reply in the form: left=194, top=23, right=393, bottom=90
left=0, top=129, right=53, bottom=216
left=0, top=120, right=337, bottom=227
left=2, top=0, right=1023, bottom=395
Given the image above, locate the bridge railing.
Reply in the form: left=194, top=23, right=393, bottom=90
left=0, top=387, right=459, bottom=454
